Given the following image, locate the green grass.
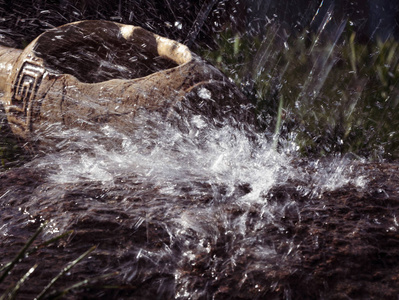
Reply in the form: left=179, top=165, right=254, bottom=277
left=0, top=223, right=117, bottom=299
left=200, top=25, right=399, bottom=160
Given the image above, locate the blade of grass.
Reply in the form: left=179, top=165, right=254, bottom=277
left=349, top=32, right=357, bottom=76
left=0, top=222, right=47, bottom=284
left=0, top=230, right=74, bottom=274
left=48, top=272, right=119, bottom=300
left=35, top=245, right=97, bottom=300
left=0, top=264, right=38, bottom=300
left=272, top=96, right=284, bottom=150
left=31, top=230, right=74, bottom=254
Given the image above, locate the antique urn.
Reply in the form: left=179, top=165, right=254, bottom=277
left=0, top=20, right=253, bottom=141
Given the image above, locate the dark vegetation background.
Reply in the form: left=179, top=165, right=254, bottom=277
left=1, top=0, right=398, bottom=48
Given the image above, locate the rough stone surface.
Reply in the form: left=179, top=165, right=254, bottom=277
left=1, top=163, right=399, bottom=299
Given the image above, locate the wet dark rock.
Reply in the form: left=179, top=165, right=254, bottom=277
left=1, top=163, right=399, bottom=299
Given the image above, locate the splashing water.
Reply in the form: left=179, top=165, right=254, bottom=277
left=34, top=109, right=364, bottom=205
left=1, top=107, right=365, bottom=298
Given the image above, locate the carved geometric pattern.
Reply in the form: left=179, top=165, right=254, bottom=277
left=10, top=61, right=45, bottom=131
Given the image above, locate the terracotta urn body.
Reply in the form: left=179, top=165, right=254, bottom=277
left=0, top=20, right=253, bottom=141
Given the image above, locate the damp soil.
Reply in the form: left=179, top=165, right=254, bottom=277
left=1, top=162, right=399, bottom=299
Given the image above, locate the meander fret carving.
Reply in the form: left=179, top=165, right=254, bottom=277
left=11, top=61, right=45, bottom=130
